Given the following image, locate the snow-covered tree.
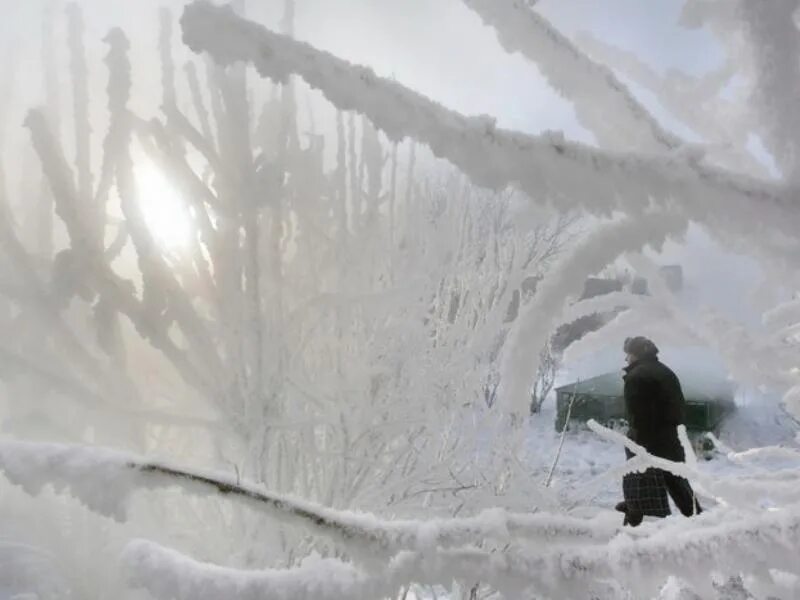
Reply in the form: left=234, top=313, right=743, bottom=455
left=1, top=0, right=800, bottom=598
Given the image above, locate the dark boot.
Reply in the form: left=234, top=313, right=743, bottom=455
left=623, top=509, right=643, bottom=527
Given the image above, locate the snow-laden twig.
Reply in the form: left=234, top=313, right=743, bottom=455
left=501, top=212, right=686, bottom=413
left=763, top=297, right=800, bottom=332
left=66, top=3, right=93, bottom=209
left=461, top=0, right=680, bottom=152
left=708, top=434, right=800, bottom=478
left=677, top=425, right=698, bottom=471
left=741, top=0, right=800, bottom=181
left=184, top=61, right=216, bottom=151
left=705, top=432, right=735, bottom=455
left=179, top=0, right=800, bottom=262
left=0, top=168, right=111, bottom=388
left=103, top=29, right=227, bottom=391
left=573, top=31, right=763, bottom=176
left=780, top=385, right=800, bottom=423
left=159, top=8, right=177, bottom=112
left=0, top=440, right=620, bottom=554
left=123, top=505, right=800, bottom=600
left=25, top=108, right=214, bottom=395
left=3, top=440, right=800, bottom=597
left=562, top=256, right=800, bottom=410
left=123, top=539, right=376, bottom=600
left=560, top=290, right=646, bottom=325
left=587, top=420, right=800, bottom=508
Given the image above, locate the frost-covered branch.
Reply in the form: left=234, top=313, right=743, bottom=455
left=741, top=0, right=800, bottom=180
left=588, top=420, right=800, bottom=508
left=0, top=171, right=109, bottom=388
left=559, top=290, right=646, bottom=326
left=124, top=505, right=800, bottom=600
left=573, top=32, right=763, bottom=176
left=25, top=108, right=213, bottom=395
left=501, top=212, right=686, bottom=413
left=123, top=540, right=375, bottom=600
left=66, top=3, right=93, bottom=208
left=0, top=440, right=618, bottom=555
left=4, top=439, right=799, bottom=598
left=159, top=8, right=177, bottom=112
left=103, top=29, right=226, bottom=388
left=179, top=0, right=800, bottom=265
left=461, top=0, right=680, bottom=152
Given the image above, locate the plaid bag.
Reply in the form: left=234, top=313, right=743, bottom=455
left=622, top=468, right=671, bottom=517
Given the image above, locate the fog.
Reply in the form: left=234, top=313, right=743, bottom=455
left=0, top=1, right=799, bottom=597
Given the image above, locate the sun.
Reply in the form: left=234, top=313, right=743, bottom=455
left=135, top=164, right=192, bottom=250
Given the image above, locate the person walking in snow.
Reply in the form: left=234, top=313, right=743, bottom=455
left=616, top=336, right=702, bottom=526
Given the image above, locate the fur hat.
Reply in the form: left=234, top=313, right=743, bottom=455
left=623, top=336, right=659, bottom=358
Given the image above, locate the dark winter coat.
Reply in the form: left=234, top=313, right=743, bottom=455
left=623, top=356, right=686, bottom=462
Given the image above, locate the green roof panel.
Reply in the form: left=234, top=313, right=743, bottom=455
left=554, top=370, right=735, bottom=433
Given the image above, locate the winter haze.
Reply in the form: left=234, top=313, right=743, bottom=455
left=0, top=0, right=799, bottom=599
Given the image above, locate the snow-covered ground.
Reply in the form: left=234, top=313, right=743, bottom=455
left=531, top=380, right=800, bottom=516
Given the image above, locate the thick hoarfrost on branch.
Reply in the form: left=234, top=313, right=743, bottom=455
left=588, top=420, right=800, bottom=508
left=0, top=441, right=136, bottom=521
left=560, top=290, right=647, bottom=324
left=722, top=444, right=800, bottom=467
left=783, top=386, right=800, bottom=422
left=3, top=436, right=800, bottom=598
left=763, top=298, right=800, bottom=332
left=501, top=213, right=686, bottom=413
left=181, top=0, right=800, bottom=423
left=0, top=440, right=619, bottom=554
left=123, top=540, right=371, bottom=600
left=159, top=8, right=177, bottom=111
left=66, top=3, right=93, bottom=205
left=125, top=507, right=800, bottom=600
left=179, top=0, right=800, bottom=270
left=741, top=0, right=800, bottom=180
left=560, top=255, right=800, bottom=420
left=677, top=425, right=699, bottom=470
left=461, top=0, right=680, bottom=152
